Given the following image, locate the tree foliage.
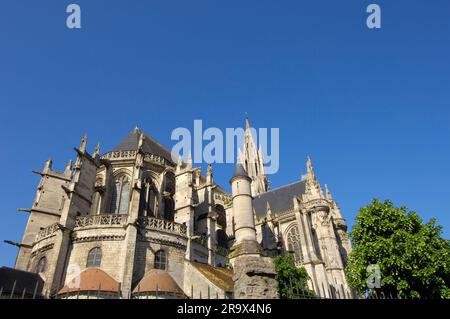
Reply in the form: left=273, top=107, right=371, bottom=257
left=346, top=199, right=450, bottom=299
left=273, top=254, right=316, bottom=299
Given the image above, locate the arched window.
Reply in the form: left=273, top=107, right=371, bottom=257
left=140, top=177, right=160, bottom=217
left=36, top=256, right=47, bottom=274
left=154, top=250, right=167, bottom=270
left=215, top=205, right=226, bottom=229
left=286, top=225, right=304, bottom=265
left=111, top=175, right=130, bottom=214
left=86, top=247, right=102, bottom=268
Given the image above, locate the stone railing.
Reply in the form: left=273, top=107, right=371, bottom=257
left=35, top=223, right=60, bottom=242
left=101, top=150, right=137, bottom=161
left=74, top=214, right=129, bottom=228
left=143, top=153, right=169, bottom=166
left=137, top=216, right=187, bottom=237
left=214, top=193, right=232, bottom=206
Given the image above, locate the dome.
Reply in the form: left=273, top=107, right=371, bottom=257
left=133, top=269, right=183, bottom=295
left=58, top=268, right=119, bottom=295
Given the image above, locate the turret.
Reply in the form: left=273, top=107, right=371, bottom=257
left=230, top=163, right=256, bottom=244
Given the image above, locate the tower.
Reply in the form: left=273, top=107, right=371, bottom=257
left=229, top=163, right=278, bottom=299
left=238, top=115, right=268, bottom=196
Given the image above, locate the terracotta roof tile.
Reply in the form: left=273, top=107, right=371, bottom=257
left=58, top=268, right=119, bottom=294
left=133, top=269, right=183, bottom=294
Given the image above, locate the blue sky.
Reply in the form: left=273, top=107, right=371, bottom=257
left=0, top=0, right=449, bottom=267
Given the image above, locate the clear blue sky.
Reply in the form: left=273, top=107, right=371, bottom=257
left=0, top=0, right=449, bottom=267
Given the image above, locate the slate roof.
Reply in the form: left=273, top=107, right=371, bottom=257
left=232, top=164, right=248, bottom=178
left=112, top=128, right=175, bottom=163
left=252, top=180, right=306, bottom=218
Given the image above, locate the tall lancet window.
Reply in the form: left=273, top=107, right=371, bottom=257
left=111, top=175, right=130, bottom=214
left=140, top=178, right=159, bottom=217
left=286, top=225, right=304, bottom=265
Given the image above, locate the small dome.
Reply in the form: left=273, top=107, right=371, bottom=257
left=58, top=268, right=119, bottom=295
left=133, top=269, right=183, bottom=294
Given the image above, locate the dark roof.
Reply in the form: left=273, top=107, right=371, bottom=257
left=252, top=180, right=306, bottom=218
left=112, top=128, right=174, bottom=163
left=232, top=164, right=248, bottom=178
left=0, top=267, right=45, bottom=297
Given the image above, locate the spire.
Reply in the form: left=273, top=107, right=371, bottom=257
left=303, top=156, right=324, bottom=200
left=64, top=159, right=73, bottom=175
left=79, top=133, right=87, bottom=153
left=238, top=114, right=268, bottom=196
left=93, top=142, right=100, bottom=157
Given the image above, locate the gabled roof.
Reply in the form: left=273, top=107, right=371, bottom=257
left=58, top=268, right=119, bottom=294
left=252, top=180, right=306, bottom=218
left=112, top=128, right=174, bottom=163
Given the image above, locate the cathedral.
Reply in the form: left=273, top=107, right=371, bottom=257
left=12, top=117, right=353, bottom=299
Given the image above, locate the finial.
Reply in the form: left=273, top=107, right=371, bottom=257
left=138, top=132, right=145, bottom=150
left=325, top=184, right=333, bottom=200
left=44, top=158, right=52, bottom=171
left=79, top=133, right=87, bottom=153
left=306, top=155, right=313, bottom=173
left=266, top=202, right=272, bottom=217
left=93, top=142, right=100, bottom=157
left=245, top=113, right=250, bottom=130
left=65, top=159, right=73, bottom=174
left=207, top=164, right=213, bottom=175
left=187, top=152, right=193, bottom=169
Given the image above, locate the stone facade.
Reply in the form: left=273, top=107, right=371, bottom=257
left=12, top=118, right=353, bottom=299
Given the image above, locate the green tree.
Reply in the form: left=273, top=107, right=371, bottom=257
left=273, top=254, right=316, bottom=299
left=346, top=199, right=450, bottom=299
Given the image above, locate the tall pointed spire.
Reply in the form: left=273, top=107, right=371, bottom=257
left=239, top=114, right=268, bottom=196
